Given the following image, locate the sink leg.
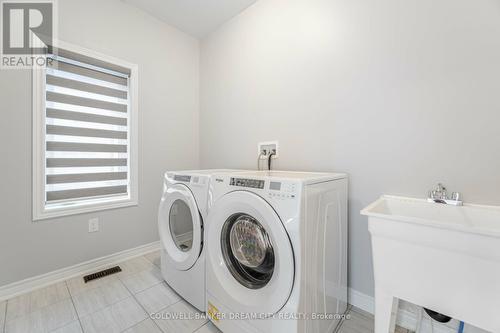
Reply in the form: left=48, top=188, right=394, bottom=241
left=374, top=289, right=399, bottom=333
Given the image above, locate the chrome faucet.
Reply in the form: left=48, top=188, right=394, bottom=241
left=428, top=183, right=463, bottom=206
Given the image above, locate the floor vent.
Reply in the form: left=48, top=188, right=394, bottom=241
left=83, top=266, right=122, bottom=283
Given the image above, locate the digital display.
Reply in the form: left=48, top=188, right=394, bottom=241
left=269, top=182, right=281, bottom=191
left=174, top=175, right=191, bottom=182
left=230, top=178, right=265, bottom=189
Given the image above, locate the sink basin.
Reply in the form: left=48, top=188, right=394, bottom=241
left=364, top=195, right=500, bottom=238
left=362, top=196, right=500, bottom=333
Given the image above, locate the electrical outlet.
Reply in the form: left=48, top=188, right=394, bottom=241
left=88, top=218, right=99, bottom=233
left=258, top=141, right=279, bottom=159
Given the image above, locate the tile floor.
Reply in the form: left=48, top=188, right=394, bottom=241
left=0, top=250, right=409, bottom=333
left=337, top=308, right=411, bottom=333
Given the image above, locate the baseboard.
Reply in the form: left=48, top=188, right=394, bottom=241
left=348, top=288, right=476, bottom=333
left=0, top=241, right=160, bottom=302
left=348, top=287, right=375, bottom=314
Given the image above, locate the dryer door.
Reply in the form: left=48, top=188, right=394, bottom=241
left=207, top=190, right=294, bottom=315
left=159, top=183, right=202, bottom=271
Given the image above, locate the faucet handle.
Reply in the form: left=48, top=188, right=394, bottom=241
left=429, top=190, right=442, bottom=200
left=429, top=183, right=447, bottom=200
left=451, top=192, right=461, bottom=201
left=437, top=183, right=447, bottom=199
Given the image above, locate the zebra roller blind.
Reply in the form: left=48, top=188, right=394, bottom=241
left=44, top=49, right=131, bottom=205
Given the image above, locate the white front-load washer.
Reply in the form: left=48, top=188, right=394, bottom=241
left=158, top=169, right=244, bottom=312
left=206, top=171, right=348, bottom=333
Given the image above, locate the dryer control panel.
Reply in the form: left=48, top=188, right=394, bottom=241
left=173, top=175, right=191, bottom=182
left=173, top=174, right=207, bottom=186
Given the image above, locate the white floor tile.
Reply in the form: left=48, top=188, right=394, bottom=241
left=337, top=308, right=412, bottom=333
left=5, top=298, right=77, bottom=333
left=6, top=282, right=70, bottom=322
left=143, top=251, right=161, bottom=268
left=153, top=300, right=207, bottom=333
left=135, top=282, right=181, bottom=314
left=5, top=310, right=44, bottom=333
left=80, top=297, right=147, bottom=333
left=72, top=279, right=131, bottom=318
left=195, top=322, right=222, bottom=333
left=344, top=311, right=374, bottom=332
left=339, top=324, right=364, bottom=333
left=50, top=321, right=82, bottom=333
left=123, top=319, right=162, bottom=333
left=117, top=257, right=154, bottom=277
left=119, top=266, right=163, bottom=294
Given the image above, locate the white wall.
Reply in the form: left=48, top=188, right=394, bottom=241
left=200, top=0, right=500, bottom=296
left=0, top=0, right=199, bottom=286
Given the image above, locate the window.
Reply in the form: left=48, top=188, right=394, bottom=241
left=33, top=41, right=138, bottom=220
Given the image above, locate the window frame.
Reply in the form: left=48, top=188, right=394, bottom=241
left=32, top=39, right=139, bottom=221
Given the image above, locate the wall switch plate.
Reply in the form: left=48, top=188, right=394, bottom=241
left=88, top=218, right=99, bottom=233
left=258, top=141, right=279, bottom=159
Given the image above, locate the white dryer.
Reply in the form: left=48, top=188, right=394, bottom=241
left=206, top=171, right=348, bottom=333
left=158, top=170, right=243, bottom=312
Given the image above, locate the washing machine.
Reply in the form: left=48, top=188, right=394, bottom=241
left=158, top=169, right=244, bottom=312
left=205, top=171, right=348, bottom=333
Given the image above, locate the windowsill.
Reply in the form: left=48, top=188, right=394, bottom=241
left=33, top=196, right=138, bottom=221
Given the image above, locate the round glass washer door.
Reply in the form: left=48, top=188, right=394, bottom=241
left=206, top=190, right=294, bottom=315
left=158, top=183, right=202, bottom=271
left=221, top=214, right=275, bottom=289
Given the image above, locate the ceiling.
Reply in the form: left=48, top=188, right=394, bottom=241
left=123, top=0, right=257, bottom=38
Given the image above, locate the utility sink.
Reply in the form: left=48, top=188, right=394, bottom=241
left=362, top=196, right=500, bottom=333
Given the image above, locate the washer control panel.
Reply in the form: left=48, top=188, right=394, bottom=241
left=230, top=177, right=265, bottom=189
left=229, top=177, right=298, bottom=200
left=268, top=181, right=297, bottom=200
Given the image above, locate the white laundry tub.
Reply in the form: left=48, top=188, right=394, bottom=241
left=361, top=196, right=500, bottom=333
